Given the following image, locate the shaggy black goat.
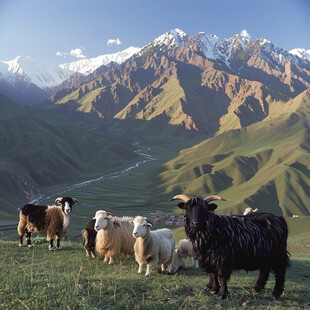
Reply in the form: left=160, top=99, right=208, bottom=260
left=171, top=194, right=290, bottom=299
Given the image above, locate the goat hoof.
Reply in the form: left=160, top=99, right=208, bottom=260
left=28, top=245, right=33, bottom=249
left=204, top=285, right=212, bottom=291
left=218, top=294, right=227, bottom=299
left=19, top=243, right=22, bottom=247
left=56, top=247, right=61, bottom=250
left=49, top=246, right=53, bottom=251
left=271, top=292, right=282, bottom=299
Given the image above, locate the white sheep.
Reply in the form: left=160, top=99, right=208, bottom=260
left=94, top=210, right=135, bottom=264
left=243, top=207, right=259, bottom=215
left=130, top=216, right=175, bottom=276
left=17, top=197, right=79, bottom=250
left=177, top=239, right=198, bottom=268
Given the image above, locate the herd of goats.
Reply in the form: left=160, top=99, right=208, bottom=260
left=17, top=195, right=290, bottom=299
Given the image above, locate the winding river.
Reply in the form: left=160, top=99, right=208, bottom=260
left=30, top=142, right=156, bottom=204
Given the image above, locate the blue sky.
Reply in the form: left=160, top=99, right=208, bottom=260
left=0, top=0, right=309, bottom=67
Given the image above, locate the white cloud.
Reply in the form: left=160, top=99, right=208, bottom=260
left=107, top=38, right=121, bottom=46
left=70, top=48, right=87, bottom=59
left=240, top=29, right=251, bottom=40
left=56, top=51, right=68, bottom=57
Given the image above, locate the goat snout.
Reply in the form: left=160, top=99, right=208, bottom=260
left=133, top=232, right=138, bottom=238
left=191, top=220, right=199, bottom=226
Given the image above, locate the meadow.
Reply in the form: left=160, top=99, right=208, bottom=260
left=0, top=236, right=309, bottom=310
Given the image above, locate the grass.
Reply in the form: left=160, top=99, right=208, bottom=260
left=0, top=240, right=309, bottom=310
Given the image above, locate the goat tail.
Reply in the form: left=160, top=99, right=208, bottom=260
left=17, top=210, right=27, bottom=236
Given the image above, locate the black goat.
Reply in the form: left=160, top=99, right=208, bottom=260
left=171, top=194, right=290, bottom=299
left=82, top=219, right=97, bottom=258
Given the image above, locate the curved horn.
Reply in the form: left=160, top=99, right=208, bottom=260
left=72, top=198, right=79, bottom=205
left=204, top=195, right=227, bottom=203
left=55, top=197, right=63, bottom=205
left=170, top=194, right=190, bottom=203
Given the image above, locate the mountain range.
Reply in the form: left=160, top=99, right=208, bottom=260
left=1, top=28, right=310, bottom=218
left=45, top=29, right=310, bottom=135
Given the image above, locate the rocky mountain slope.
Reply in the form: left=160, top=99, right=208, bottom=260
left=0, top=47, right=140, bottom=105
left=160, top=89, right=310, bottom=216
left=47, top=29, right=310, bottom=136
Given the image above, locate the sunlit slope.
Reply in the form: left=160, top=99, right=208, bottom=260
left=0, top=94, right=139, bottom=217
left=159, top=90, right=310, bottom=216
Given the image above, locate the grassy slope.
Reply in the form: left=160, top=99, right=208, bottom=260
left=159, top=90, right=310, bottom=217
left=0, top=94, right=141, bottom=218
left=0, top=239, right=309, bottom=310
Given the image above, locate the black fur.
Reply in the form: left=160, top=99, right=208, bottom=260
left=178, top=196, right=290, bottom=299
left=82, top=219, right=97, bottom=257
left=21, top=204, right=48, bottom=231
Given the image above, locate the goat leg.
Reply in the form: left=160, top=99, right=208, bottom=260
left=26, top=230, right=33, bottom=249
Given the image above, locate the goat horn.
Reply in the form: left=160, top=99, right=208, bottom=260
left=72, top=198, right=79, bottom=204
left=204, top=195, right=227, bottom=202
left=106, top=212, right=113, bottom=216
left=55, top=197, right=63, bottom=205
left=170, top=194, right=190, bottom=203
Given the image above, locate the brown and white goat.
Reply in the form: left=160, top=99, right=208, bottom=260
left=17, top=197, right=79, bottom=250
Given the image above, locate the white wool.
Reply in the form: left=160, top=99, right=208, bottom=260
left=131, top=216, right=175, bottom=276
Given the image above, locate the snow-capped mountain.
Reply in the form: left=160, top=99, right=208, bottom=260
left=289, top=48, right=310, bottom=61
left=136, top=28, right=191, bottom=56
left=198, top=32, right=310, bottom=70
left=0, top=56, right=70, bottom=88
left=0, top=28, right=309, bottom=106
left=59, top=46, right=141, bottom=76
left=0, top=46, right=141, bottom=90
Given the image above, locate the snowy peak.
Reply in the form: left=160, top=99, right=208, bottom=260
left=59, top=46, right=141, bottom=75
left=0, top=56, right=69, bottom=88
left=289, top=48, right=310, bottom=61
left=137, top=28, right=191, bottom=56
left=153, top=28, right=190, bottom=48
left=198, top=32, right=310, bottom=70
left=0, top=47, right=141, bottom=89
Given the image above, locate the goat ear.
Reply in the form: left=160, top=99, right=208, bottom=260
left=93, top=217, right=96, bottom=220
left=177, top=202, right=186, bottom=210
left=129, top=220, right=134, bottom=225
left=208, top=203, right=218, bottom=211
left=106, top=212, right=113, bottom=216
left=146, top=219, right=153, bottom=227
left=55, top=197, right=63, bottom=205
left=72, top=198, right=79, bottom=205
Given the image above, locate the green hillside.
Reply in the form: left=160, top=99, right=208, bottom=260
left=0, top=94, right=140, bottom=218
left=159, top=90, right=310, bottom=216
